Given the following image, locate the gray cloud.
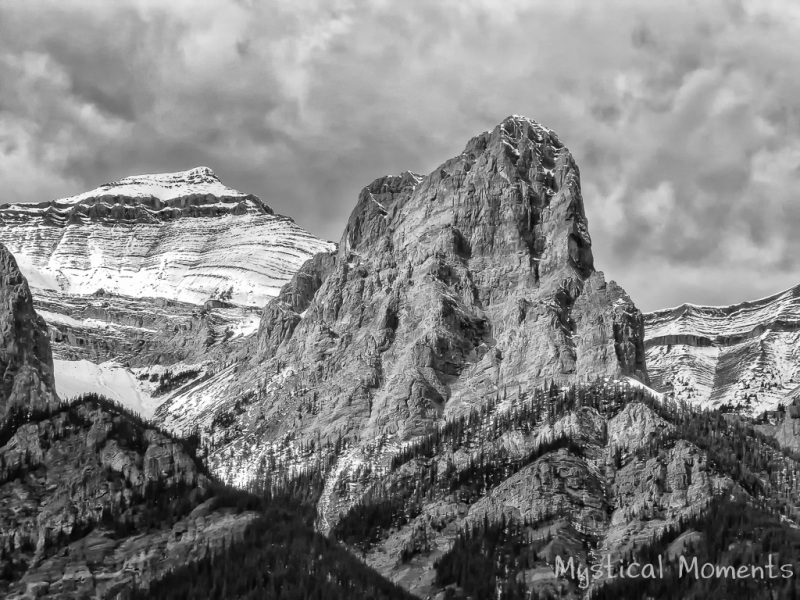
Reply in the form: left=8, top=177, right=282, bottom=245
left=1, top=0, right=800, bottom=311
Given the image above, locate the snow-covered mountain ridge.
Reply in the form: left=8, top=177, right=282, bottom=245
left=4, top=166, right=252, bottom=209
left=645, top=284, right=800, bottom=413
left=0, top=167, right=334, bottom=406
left=0, top=167, right=335, bottom=307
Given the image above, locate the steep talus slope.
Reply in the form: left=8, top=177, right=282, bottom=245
left=645, top=284, right=800, bottom=413
left=157, top=116, right=648, bottom=511
left=0, top=244, right=58, bottom=420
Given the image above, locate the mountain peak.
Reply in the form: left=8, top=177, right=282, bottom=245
left=500, top=114, right=555, bottom=133
left=54, top=165, right=248, bottom=205
left=169, top=115, right=648, bottom=484
left=0, top=166, right=335, bottom=306
left=115, top=165, right=220, bottom=186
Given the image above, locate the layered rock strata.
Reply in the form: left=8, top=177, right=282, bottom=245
left=645, top=284, right=800, bottom=413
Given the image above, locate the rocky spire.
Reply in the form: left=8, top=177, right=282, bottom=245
left=158, top=116, right=649, bottom=484
left=0, top=243, right=58, bottom=419
left=253, top=115, right=649, bottom=421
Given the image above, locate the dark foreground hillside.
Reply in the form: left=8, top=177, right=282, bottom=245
left=0, top=393, right=412, bottom=600
left=327, top=382, right=800, bottom=599
left=134, top=501, right=415, bottom=600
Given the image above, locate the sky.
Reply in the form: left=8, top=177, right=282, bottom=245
left=1, top=0, right=800, bottom=311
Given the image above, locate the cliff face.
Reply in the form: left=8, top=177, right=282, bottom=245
left=645, top=284, right=800, bottom=413
left=156, top=116, right=648, bottom=494
left=774, top=405, right=800, bottom=452
left=0, top=244, right=58, bottom=420
left=38, top=289, right=261, bottom=369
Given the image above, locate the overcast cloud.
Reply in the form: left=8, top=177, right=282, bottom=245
left=1, top=0, right=800, bottom=310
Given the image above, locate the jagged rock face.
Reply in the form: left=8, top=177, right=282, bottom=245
left=468, top=447, right=609, bottom=527
left=255, top=252, right=338, bottom=358
left=0, top=402, right=258, bottom=599
left=645, top=284, right=800, bottom=413
left=0, top=244, right=58, bottom=419
left=0, top=166, right=335, bottom=307
left=606, top=401, right=674, bottom=452
left=775, top=409, right=800, bottom=452
left=159, top=116, right=648, bottom=486
left=756, top=397, right=800, bottom=453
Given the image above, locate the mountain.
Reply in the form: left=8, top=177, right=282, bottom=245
left=154, top=116, right=649, bottom=514
left=0, top=242, right=254, bottom=597
left=4, top=116, right=799, bottom=599
left=645, top=284, right=800, bottom=414
left=0, top=167, right=335, bottom=411
left=143, top=116, right=797, bottom=600
left=0, top=244, right=412, bottom=599
left=0, top=166, right=333, bottom=307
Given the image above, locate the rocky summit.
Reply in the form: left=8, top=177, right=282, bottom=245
left=157, top=116, right=649, bottom=507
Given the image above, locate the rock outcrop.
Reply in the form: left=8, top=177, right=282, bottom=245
left=756, top=396, right=800, bottom=453
left=775, top=409, right=800, bottom=452
left=0, top=244, right=58, bottom=419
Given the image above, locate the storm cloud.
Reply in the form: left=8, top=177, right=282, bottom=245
left=2, top=0, right=800, bottom=310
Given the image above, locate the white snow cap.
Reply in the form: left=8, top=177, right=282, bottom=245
left=56, top=166, right=250, bottom=204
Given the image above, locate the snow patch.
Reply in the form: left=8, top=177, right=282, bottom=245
left=52, top=167, right=247, bottom=205
left=54, top=359, right=161, bottom=418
